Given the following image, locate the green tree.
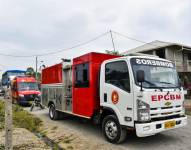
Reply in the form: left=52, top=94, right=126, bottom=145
left=36, top=72, right=41, bottom=82
left=105, top=50, right=122, bottom=56
left=26, top=67, right=35, bottom=77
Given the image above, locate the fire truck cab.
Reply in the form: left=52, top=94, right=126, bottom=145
left=12, top=76, right=41, bottom=105
left=41, top=52, right=187, bottom=143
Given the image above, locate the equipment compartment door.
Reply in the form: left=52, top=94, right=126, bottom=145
left=41, top=87, right=48, bottom=106
left=55, top=87, right=63, bottom=110
left=63, top=67, right=72, bottom=112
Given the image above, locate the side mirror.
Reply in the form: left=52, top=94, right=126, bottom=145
left=137, top=70, right=145, bottom=83
left=136, top=70, right=145, bottom=91
left=178, top=78, right=183, bottom=90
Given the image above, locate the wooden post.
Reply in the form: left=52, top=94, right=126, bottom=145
left=5, top=93, right=13, bottom=150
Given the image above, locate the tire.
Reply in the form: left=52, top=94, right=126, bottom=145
left=102, top=115, right=127, bottom=144
left=49, top=104, right=60, bottom=120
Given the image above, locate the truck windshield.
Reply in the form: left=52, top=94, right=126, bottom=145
left=18, top=82, right=38, bottom=91
left=131, top=58, right=180, bottom=88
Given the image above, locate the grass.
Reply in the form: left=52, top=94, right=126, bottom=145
left=0, top=101, right=5, bottom=130
left=51, top=126, right=58, bottom=130
left=0, top=145, right=5, bottom=150
left=186, top=109, right=191, bottom=116
left=0, top=100, right=63, bottom=149
left=0, top=100, right=42, bottom=132
left=67, top=146, right=73, bottom=149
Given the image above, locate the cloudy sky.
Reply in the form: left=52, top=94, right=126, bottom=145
left=0, top=0, right=190, bottom=74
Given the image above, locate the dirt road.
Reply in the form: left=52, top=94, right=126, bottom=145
left=26, top=107, right=191, bottom=150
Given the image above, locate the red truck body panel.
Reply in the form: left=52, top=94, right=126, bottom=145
left=41, top=63, right=63, bottom=84
left=72, top=52, right=119, bottom=117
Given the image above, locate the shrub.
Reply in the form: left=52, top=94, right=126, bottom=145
left=0, top=101, right=42, bottom=132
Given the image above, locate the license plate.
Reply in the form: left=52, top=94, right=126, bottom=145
left=28, top=101, right=33, bottom=105
left=164, top=121, right=176, bottom=129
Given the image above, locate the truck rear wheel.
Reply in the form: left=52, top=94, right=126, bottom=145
left=102, top=115, right=127, bottom=143
left=49, top=104, right=60, bottom=120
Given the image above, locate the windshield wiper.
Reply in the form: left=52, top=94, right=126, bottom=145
left=144, top=80, right=163, bottom=91
left=158, top=81, right=181, bottom=90
left=158, top=81, right=177, bottom=86
left=144, top=80, right=156, bottom=86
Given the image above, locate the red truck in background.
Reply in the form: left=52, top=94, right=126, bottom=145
left=11, top=76, right=41, bottom=105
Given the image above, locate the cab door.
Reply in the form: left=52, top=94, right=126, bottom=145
left=100, top=60, right=134, bottom=127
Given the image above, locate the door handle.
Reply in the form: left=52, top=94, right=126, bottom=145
left=104, top=93, right=107, bottom=102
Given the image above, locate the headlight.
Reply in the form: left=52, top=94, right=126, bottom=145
left=137, top=100, right=150, bottom=122
left=19, top=94, right=24, bottom=97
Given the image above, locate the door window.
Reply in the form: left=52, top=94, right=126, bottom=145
left=105, top=61, right=130, bottom=92
left=75, top=63, right=89, bottom=88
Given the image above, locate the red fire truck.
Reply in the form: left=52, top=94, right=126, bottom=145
left=11, top=76, right=41, bottom=105
left=41, top=52, right=187, bottom=143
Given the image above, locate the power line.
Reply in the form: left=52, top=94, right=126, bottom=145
left=0, top=31, right=109, bottom=58
left=0, top=30, right=160, bottom=58
left=36, top=31, right=109, bottom=56
left=112, top=30, right=159, bottom=47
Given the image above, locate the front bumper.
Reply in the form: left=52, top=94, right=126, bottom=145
left=135, top=116, right=187, bottom=137
left=18, top=94, right=38, bottom=105
left=18, top=97, right=33, bottom=105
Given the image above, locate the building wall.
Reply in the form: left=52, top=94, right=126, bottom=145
left=165, top=46, right=184, bottom=62
left=158, top=46, right=191, bottom=72
left=139, top=46, right=191, bottom=72
left=165, top=47, right=174, bottom=60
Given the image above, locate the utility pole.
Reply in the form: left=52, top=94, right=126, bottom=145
left=110, top=30, right=116, bottom=52
left=35, top=56, right=38, bottom=80
left=5, top=91, right=13, bottom=150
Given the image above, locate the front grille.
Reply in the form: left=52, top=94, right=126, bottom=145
left=24, top=94, right=37, bottom=101
left=151, top=114, right=183, bottom=122
left=150, top=105, right=183, bottom=118
left=161, top=106, right=173, bottom=109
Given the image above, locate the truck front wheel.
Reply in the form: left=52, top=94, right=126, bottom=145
left=102, top=115, right=127, bottom=143
left=49, top=104, right=60, bottom=120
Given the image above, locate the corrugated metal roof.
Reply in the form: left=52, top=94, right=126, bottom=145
left=2, top=70, right=26, bottom=76
left=123, top=40, right=191, bottom=54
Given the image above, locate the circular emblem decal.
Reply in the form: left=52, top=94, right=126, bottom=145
left=111, top=91, right=119, bottom=104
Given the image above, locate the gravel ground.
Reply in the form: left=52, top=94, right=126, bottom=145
left=0, top=128, right=50, bottom=150
left=26, top=107, right=191, bottom=150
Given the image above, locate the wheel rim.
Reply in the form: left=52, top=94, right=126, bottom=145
left=105, top=120, right=118, bottom=140
left=50, top=105, right=54, bottom=118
